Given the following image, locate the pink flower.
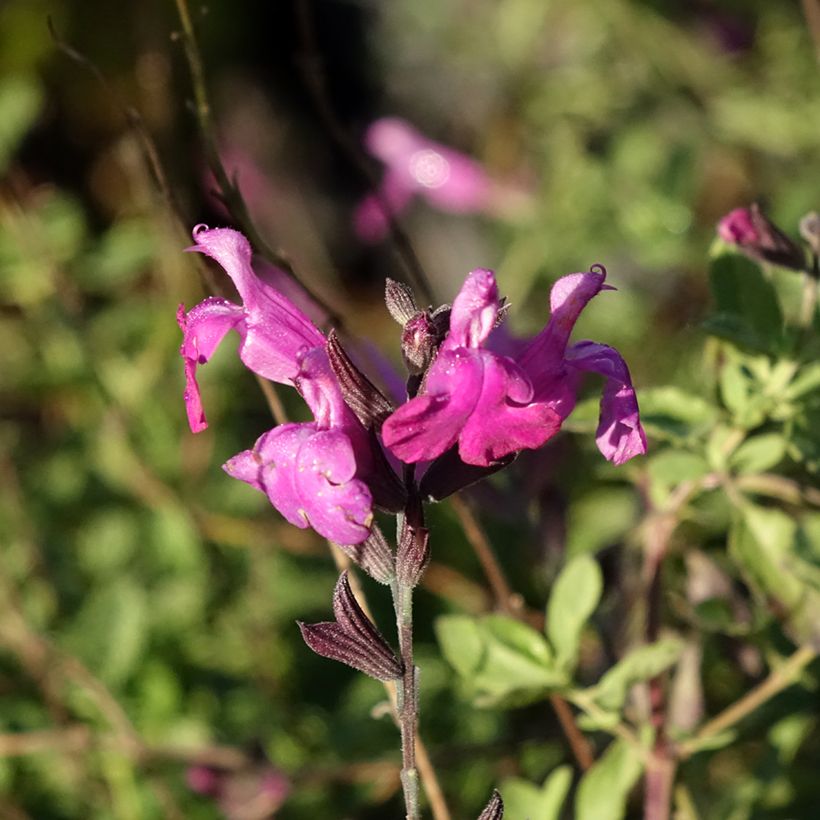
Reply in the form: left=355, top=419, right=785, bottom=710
left=717, top=205, right=805, bottom=271
left=178, top=226, right=375, bottom=544
left=382, top=266, right=647, bottom=468
left=354, top=118, right=491, bottom=243
left=177, top=225, right=324, bottom=433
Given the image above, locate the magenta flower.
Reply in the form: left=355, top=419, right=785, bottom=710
left=717, top=204, right=805, bottom=271
left=177, top=225, right=325, bottom=432
left=178, top=226, right=375, bottom=544
left=224, top=348, right=374, bottom=545
left=382, top=269, right=562, bottom=467
left=382, top=266, right=647, bottom=468
left=514, top=267, right=646, bottom=465
left=354, top=117, right=491, bottom=243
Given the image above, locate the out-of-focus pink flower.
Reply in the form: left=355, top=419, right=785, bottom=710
left=178, top=226, right=376, bottom=544
left=717, top=204, right=805, bottom=271
left=383, top=266, right=647, bottom=468
left=354, top=118, right=491, bottom=242
left=186, top=763, right=291, bottom=819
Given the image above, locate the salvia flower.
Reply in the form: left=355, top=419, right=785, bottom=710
left=382, top=265, right=646, bottom=468
left=354, top=117, right=491, bottom=243
left=178, top=226, right=376, bottom=545
left=717, top=204, right=805, bottom=271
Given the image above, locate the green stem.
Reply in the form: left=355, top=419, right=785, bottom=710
left=392, top=577, right=419, bottom=820
left=678, top=645, right=817, bottom=759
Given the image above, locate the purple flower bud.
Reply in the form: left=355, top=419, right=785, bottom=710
left=717, top=205, right=806, bottom=271
left=334, top=525, right=396, bottom=586
left=299, top=572, right=403, bottom=681
left=401, top=311, right=440, bottom=375
left=396, top=518, right=430, bottom=588
left=477, top=789, right=504, bottom=820
left=326, top=329, right=395, bottom=430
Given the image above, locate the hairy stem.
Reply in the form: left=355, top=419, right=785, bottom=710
left=393, top=577, right=420, bottom=820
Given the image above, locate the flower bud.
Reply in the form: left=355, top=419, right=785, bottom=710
left=477, top=789, right=504, bottom=820
left=334, top=525, right=396, bottom=586
left=396, top=517, right=430, bottom=588
left=717, top=204, right=805, bottom=271
left=299, top=572, right=402, bottom=681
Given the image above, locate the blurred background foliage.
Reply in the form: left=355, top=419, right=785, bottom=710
left=1, top=0, right=819, bottom=817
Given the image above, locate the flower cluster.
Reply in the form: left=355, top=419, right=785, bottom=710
left=177, top=226, right=646, bottom=547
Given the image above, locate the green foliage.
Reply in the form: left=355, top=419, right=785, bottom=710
left=546, top=555, right=603, bottom=671
left=2, top=0, right=820, bottom=816
left=499, top=765, right=572, bottom=820
left=575, top=740, right=643, bottom=820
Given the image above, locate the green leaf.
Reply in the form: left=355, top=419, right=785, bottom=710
left=566, top=488, right=639, bottom=557
left=785, top=361, right=820, bottom=401
left=729, top=504, right=820, bottom=644
left=575, top=739, right=643, bottom=820
left=708, top=254, right=784, bottom=351
left=729, top=433, right=787, bottom=475
left=547, top=555, right=603, bottom=671
left=632, top=386, right=717, bottom=444
left=0, top=74, right=43, bottom=172
left=435, top=615, right=484, bottom=678
left=592, top=638, right=684, bottom=712
left=500, top=766, right=572, bottom=820
left=62, top=579, right=148, bottom=685
left=435, top=614, right=567, bottom=707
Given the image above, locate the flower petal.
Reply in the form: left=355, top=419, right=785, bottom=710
left=566, top=341, right=647, bottom=464
left=516, top=267, right=611, bottom=399
left=177, top=298, right=244, bottom=432
left=224, top=424, right=313, bottom=529
left=458, top=352, right=562, bottom=466
left=444, top=268, right=500, bottom=351
left=294, top=430, right=373, bottom=544
left=382, top=349, right=482, bottom=463
left=188, top=226, right=324, bottom=384
left=225, top=424, right=374, bottom=545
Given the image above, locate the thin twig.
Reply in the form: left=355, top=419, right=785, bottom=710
left=171, top=0, right=345, bottom=329
left=678, top=645, right=817, bottom=759
left=449, top=494, right=596, bottom=771
left=801, top=0, right=820, bottom=61
left=294, top=0, right=435, bottom=305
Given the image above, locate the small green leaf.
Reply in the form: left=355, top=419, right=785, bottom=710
left=632, top=387, right=717, bottom=444
left=436, top=614, right=566, bottom=707
left=547, top=555, right=603, bottom=671
left=785, top=362, right=820, bottom=401
left=729, top=504, right=820, bottom=644
left=709, top=254, right=784, bottom=351
left=500, top=766, right=572, bottom=820
left=729, top=433, right=787, bottom=475
left=592, top=638, right=684, bottom=712
left=566, top=488, right=639, bottom=557
left=575, top=739, right=643, bottom=820
left=435, top=615, right=484, bottom=678
left=62, top=579, right=148, bottom=685
left=0, top=74, right=43, bottom=172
